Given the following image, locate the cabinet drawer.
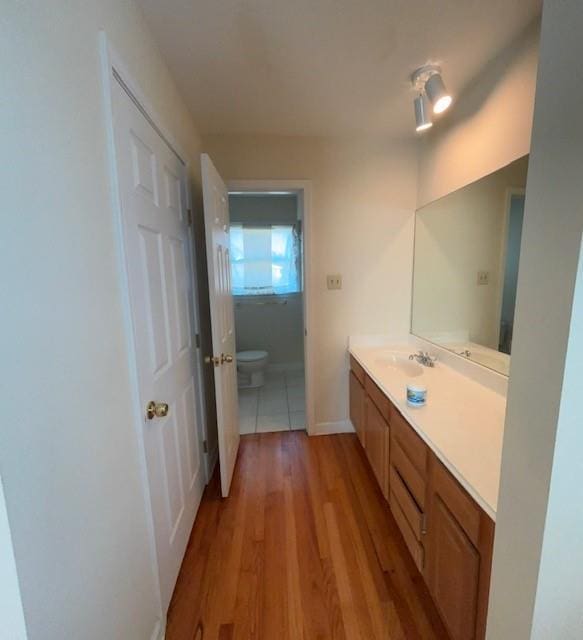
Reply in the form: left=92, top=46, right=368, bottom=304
left=392, top=409, right=427, bottom=478
left=365, top=375, right=391, bottom=422
left=389, top=465, right=424, bottom=540
left=392, top=440, right=426, bottom=509
left=350, top=355, right=365, bottom=385
left=431, top=456, right=481, bottom=547
left=390, top=491, right=424, bottom=573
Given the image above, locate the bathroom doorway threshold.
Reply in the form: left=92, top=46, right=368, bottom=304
left=227, top=179, right=314, bottom=435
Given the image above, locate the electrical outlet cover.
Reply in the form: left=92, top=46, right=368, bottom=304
left=327, top=274, right=342, bottom=290
left=477, top=271, right=490, bottom=285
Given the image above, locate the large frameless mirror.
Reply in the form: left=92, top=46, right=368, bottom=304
left=411, top=156, right=529, bottom=376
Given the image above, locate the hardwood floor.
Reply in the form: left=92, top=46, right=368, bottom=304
left=166, top=432, right=449, bottom=640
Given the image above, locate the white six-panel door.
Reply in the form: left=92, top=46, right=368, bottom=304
left=201, top=154, right=240, bottom=497
left=111, top=78, right=204, bottom=612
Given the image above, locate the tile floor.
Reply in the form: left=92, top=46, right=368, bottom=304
left=238, top=369, right=305, bottom=434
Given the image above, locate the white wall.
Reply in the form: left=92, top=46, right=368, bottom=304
left=487, top=1, right=583, bottom=637
left=0, top=476, right=27, bottom=640
left=1, top=2, right=204, bottom=638
left=413, top=156, right=528, bottom=350
left=205, top=134, right=417, bottom=429
left=417, top=19, right=539, bottom=208
left=229, top=193, right=298, bottom=226
left=234, top=294, right=304, bottom=367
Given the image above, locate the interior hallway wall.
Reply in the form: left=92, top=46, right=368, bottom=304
left=204, top=134, right=418, bottom=431
left=1, top=1, right=208, bottom=638
left=417, top=19, right=539, bottom=208
left=0, top=475, right=27, bottom=640
left=487, top=1, right=583, bottom=637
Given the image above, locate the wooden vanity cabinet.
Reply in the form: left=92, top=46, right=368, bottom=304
left=424, top=454, right=495, bottom=640
left=347, top=355, right=495, bottom=640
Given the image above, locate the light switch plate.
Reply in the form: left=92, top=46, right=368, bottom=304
left=477, top=271, right=490, bottom=285
left=327, top=274, right=342, bottom=290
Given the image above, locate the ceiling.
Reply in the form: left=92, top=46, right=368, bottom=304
left=136, top=0, right=541, bottom=138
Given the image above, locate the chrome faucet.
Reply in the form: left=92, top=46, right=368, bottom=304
left=409, top=350, right=437, bottom=367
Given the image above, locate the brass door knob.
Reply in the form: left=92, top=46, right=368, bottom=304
left=146, top=401, right=169, bottom=420
left=204, top=355, right=221, bottom=367
left=221, top=353, right=234, bottom=364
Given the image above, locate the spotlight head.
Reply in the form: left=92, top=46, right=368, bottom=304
left=425, top=72, right=452, bottom=114
left=414, top=94, right=433, bottom=132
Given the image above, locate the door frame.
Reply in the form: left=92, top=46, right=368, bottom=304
left=99, top=32, right=208, bottom=635
left=226, top=179, right=315, bottom=435
left=496, top=187, right=526, bottom=349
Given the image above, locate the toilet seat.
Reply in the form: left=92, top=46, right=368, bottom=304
left=237, top=350, right=268, bottom=363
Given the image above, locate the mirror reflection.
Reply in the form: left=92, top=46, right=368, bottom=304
left=411, top=156, right=528, bottom=376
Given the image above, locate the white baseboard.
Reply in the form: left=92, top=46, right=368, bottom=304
left=310, top=419, right=355, bottom=436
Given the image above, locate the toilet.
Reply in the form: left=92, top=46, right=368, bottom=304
left=236, top=350, right=269, bottom=389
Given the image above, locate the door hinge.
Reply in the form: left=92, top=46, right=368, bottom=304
left=195, top=333, right=201, bottom=348
left=203, top=439, right=208, bottom=454
left=187, top=208, right=192, bottom=226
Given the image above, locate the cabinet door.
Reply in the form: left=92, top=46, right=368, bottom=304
left=364, top=397, right=388, bottom=495
left=425, top=494, right=480, bottom=640
left=349, top=370, right=365, bottom=446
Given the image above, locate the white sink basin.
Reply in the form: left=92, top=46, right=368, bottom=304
left=375, top=353, right=424, bottom=377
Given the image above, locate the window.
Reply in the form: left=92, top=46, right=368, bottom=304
left=230, top=225, right=301, bottom=295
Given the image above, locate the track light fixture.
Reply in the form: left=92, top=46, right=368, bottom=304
left=414, top=94, right=433, bottom=132
left=411, top=65, right=452, bottom=132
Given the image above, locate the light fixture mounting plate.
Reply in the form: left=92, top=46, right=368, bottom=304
left=411, top=64, right=441, bottom=92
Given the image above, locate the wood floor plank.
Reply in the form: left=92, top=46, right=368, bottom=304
left=283, top=475, right=305, bottom=640
left=288, top=433, right=345, bottom=640
left=323, top=501, right=364, bottom=640
left=166, top=432, right=449, bottom=640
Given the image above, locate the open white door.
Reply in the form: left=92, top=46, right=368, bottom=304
left=201, top=154, right=240, bottom=497
left=111, top=78, right=205, bottom=612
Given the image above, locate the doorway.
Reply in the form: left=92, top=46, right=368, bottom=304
left=499, top=191, right=526, bottom=354
left=227, top=182, right=313, bottom=436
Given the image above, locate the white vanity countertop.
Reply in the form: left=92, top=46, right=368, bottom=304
left=349, top=343, right=506, bottom=520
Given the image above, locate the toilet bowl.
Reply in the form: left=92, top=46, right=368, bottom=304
left=236, top=350, right=269, bottom=389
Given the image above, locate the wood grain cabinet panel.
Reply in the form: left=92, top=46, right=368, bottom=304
left=392, top=408, right=428, bottom=477
left=391, top=440, right=426, bottom=509
left=364, top=397, right=388, bottom=496
left=389, top=491, right=424, bottom=572
left=364, top=375, right=391, bottom=422
left=349, top=355, right=365, bottom=384
left=389, top=466, right=423, bottom=540
left=349, top=370, right=366, bottom=446
left=425, top=453, right=495, bottom=640
left=425, top=495, right=480, bottom=640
